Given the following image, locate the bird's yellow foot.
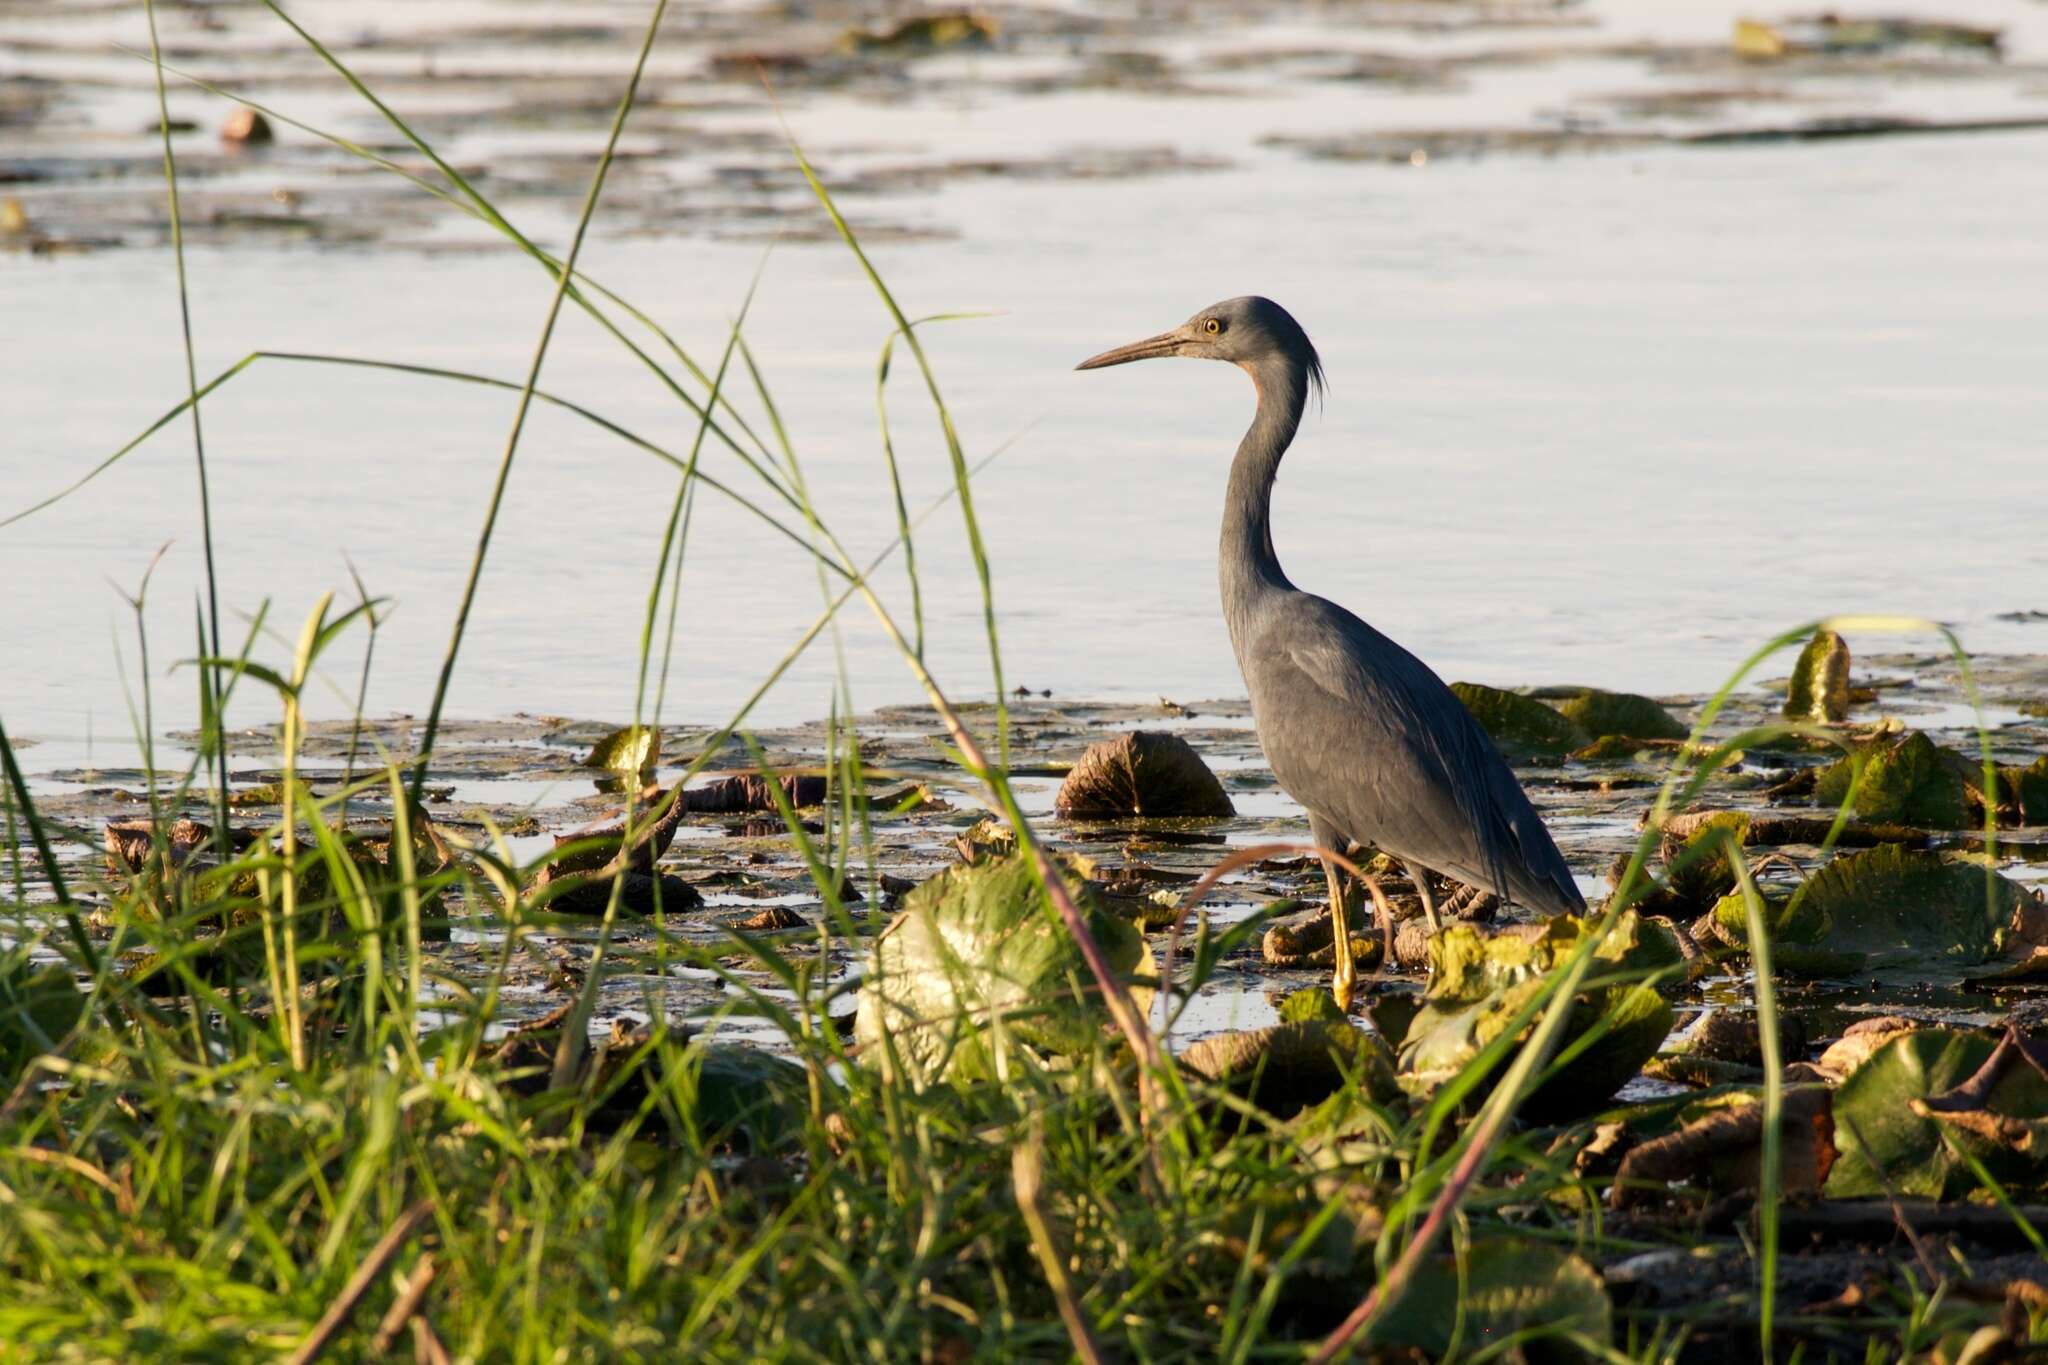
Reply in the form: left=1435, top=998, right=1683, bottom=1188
left=1329, top=900, right=1356, bottom=1013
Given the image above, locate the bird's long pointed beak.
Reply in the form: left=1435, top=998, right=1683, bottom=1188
left=1074, top=329, right=1185, bottom=371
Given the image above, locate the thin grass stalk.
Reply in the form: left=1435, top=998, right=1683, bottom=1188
left=4, top=346, right=935, bottom=621
left=2, top=757, right=20, bottom=906
left=1816, top=617, right=2001, bottom=926
left=141, top=0, right=231, bottom=848
left=270, top=353, right=827, bottom=563
left=1955, top=1150, right=2048, bottom=1255
left=783, top=128, right=1015, bottom=767
left=1012, top=1120, right=1106, bottom=1365
left=546, top=828, right=643, bottom=1096
left=1728, top=837, right=1784, bottom=1362
left=116, top=546, right=172, bottom=855
left=0, top=355, right=260, bottom=532
left=738, top=334, right=889, bottom=909
left=633, top=290, right=755, bottom=725
left=1318, top=623, right=1834, bottom=1360
left=0, top=720, right=98, bottom=975
left=239, top=10, right=810, bottom=527
left=1158, top=840, right=1382, bottom=1041
left=874, top=325, right=928, bottom=659
left=337, top=559, right=381, bottom=830
left=274, top=595, right=337, bottom=1070
left=736, top=331, right=866, bottom=906
left=766, top=147, right=1155, bottom=1081
left=406, top=0, right=670, bottom=803
left=138, top=51, right=788, bottom=486
left=299, top=792, right=378, bottom=1047
left=629, top=294, right=751, bottom=975
left=651, top=475, right=697, bottom=734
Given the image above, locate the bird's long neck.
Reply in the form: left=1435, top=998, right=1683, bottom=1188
left=1221, top=354, right=1306, bottom=650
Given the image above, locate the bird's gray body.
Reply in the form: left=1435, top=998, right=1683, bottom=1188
left=1231, top=589, right=1581, bottom=915
left=1084, top=295, right=1582, bottom=919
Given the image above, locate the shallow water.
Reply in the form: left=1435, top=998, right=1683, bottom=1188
left=3, top=0, right=2047, bottom=764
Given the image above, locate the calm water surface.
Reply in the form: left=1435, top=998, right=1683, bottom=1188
left=5, top=0, right=2047, bottom=765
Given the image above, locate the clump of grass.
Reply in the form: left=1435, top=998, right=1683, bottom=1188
left=0, top=8, right=2041, bottom=1362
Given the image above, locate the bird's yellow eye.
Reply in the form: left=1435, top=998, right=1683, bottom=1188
left=1204, top=318, right=1223, bottom=335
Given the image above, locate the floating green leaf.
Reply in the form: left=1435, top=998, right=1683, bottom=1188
left=1784, top=628, right=1850, bottom=722
left=485, top=1023, right=813, bottom=1151
left=1398, top=912, right=1677, bottom=1122
left=1556, top=689, right=1687, bottom=742
left=1372, top=1237, right=1611, bottom=1361
left=854, top=854, right=1153, bottom=1087
left=2005, top=755, right=2048, bottom=825
left=583, top=724, right=659, bottom=774
left=1660, top=811, right=1749, bottom=910
left=0, top=958, right=84, bottom=1082
left=839, top=11, right=997, bottom=54
left=1613, top=1086, right=1834, bottom=1207
left=1569, top=734, right=1660, bottom=764
left=121, top=935, right=269, bottom=998
left=1712, top=844, right=2018, bottom=974
left=1449, top=683, right=1586, bottom=761
left=1813, top=731, right=1968, bottom=828
left=1178, top=1016, right=1398, bottom=1118
left=1278, top=986, right=1346, bottom=1025
left=1908, top=1030, right=2048, bottom=1191
left=684, top=1042, right=817, bottom=1151
left=1826, top=1029, right=2000, bottom=1198
left=1708, top=889, right=1819, bottom=950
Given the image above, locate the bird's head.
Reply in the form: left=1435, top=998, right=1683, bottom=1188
left=1075, top=296, right=1324, bottom=398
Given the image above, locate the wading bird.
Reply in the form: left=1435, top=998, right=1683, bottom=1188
left=1077, top=297, right=1584, bottom=1010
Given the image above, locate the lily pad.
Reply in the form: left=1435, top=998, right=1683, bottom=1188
left=121, top=935, right=269, bottom=998
left=1569, top=734, right=1671, bottom=764
left=1908, top=1029, right=2048, bottom=1191
left=1816, top=1016, right=1925, bottom=1080
left=683, top=772, right=829, bottom=814
left=1053, top=731, right=1233, bottom=818
left=488, top=1021, right=812, bottom=1151
left=853, top=853, right=1153, bottom=1087
left=1784, top=628, right=1850, bottom=722
left=1371, top=1237, right=1611, bottom=1361
left=1612, top=1085, right=1834, bottom=1208
left=2005, top=756, right=2048, bottom=825
left=1712, top=844, right=2020, bottom=973
left=840, top=12, right=997, bottom=54
left=1449, top=683, right=1586, bottom=761
left=583, top=724, right=659, bottom=775
left=1657, top=811, right=1749, bottom=911
left=1555, top=689, right=1687, bottom=743
left=1734, top=15, right=2000, bottom=60
left=1826, top=1029, right=2001, bottom=1198
left=104, top=817, right=255, bottom=877
left=0, top=957, right=84, bottom=1082
left=533, top=869, right=704, bottom=917
left=1813, top=731, right=1969, bottom=828
left=538, top=787, right=686, bottom=882
left=1178, top=1015, right=1397, bottom=1118
left=1398, top=912, right=1678, bottom=1122
left=1684, top=1008, right=1808, bottom=1067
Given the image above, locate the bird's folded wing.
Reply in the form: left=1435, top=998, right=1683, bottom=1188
left=1259, top=595, right=1582, bottom=913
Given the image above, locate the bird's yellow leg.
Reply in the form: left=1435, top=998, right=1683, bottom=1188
left=1403, top=858, right=1443, bottom=932
left=1323, top=858, right=1355, bottom=1013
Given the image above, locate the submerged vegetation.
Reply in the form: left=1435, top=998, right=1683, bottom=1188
left=3, top=6, right=2048, bottom=1363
